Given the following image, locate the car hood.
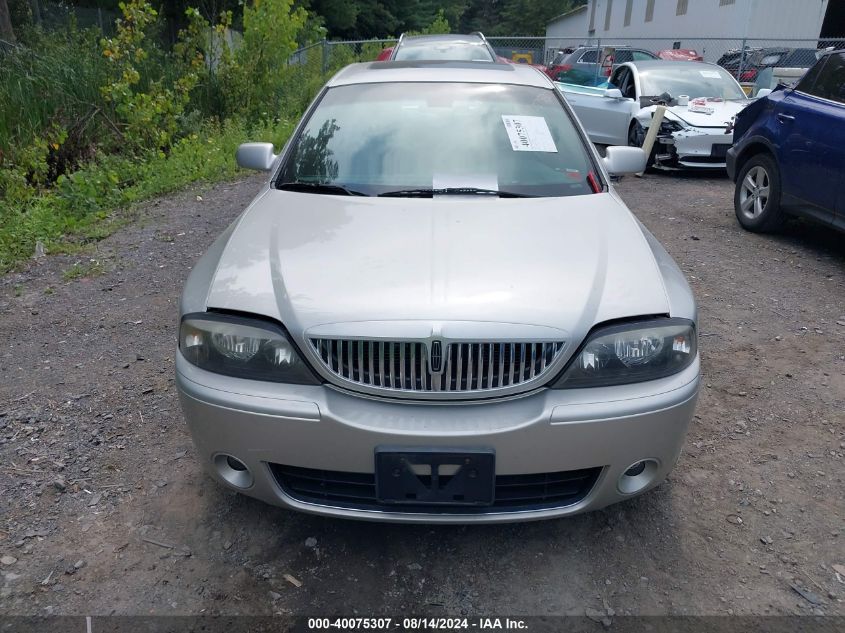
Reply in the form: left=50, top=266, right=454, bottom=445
left=205, top=190, right=670, bottom=345
left=653, top=99, right=749, bottom=128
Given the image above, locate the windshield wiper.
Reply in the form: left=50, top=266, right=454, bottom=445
left=378, top=187, right=533, bottom=198
left=277, top=181, right=368, bottom=196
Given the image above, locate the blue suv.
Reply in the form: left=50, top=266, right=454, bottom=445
left=727, top=50, right=845, bottom=233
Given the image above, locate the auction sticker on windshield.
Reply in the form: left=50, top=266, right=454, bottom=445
left=501, top=115, right=558, bottom=152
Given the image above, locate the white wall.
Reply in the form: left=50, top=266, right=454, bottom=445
left=545, top=0, right=831, bottom=62
left=546, top=7, right=591, bottom=39
left=589, top=0, right=828, bottom=38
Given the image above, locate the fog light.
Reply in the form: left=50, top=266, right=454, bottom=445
left=226, top=455, right=248, bottom=471
left=618, top=459, right=659, bottom=495
left=213, top=453, right=254, bottom=489
left=624, top=461, right=646, bottom=477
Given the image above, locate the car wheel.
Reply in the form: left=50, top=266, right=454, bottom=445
left=628, top=120, right=656, bottom=168
left=734, top=153, right=783, bottom=232
left=628, top=120, right=646, bottom=147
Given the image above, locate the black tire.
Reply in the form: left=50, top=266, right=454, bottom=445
left=628, top=120, right=656, bottom=168
left=628, top=119, right=645, bottom=147
left=733, top=153, right=784, bottom=233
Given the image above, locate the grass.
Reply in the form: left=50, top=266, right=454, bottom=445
left=0, top=116, right=295, bottom=274
left=0, top=28, right=112, bottom=163
left=62, top=259, right=106, bottom=281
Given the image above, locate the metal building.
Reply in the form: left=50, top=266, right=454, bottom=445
left=545, top=0, right=836, bottom=61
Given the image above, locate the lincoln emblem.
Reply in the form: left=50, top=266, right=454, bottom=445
left=429, top=341, right=443, bottom=373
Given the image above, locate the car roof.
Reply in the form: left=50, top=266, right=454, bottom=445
left=399, top=34, right=485, bottom=44
left=570, top=44, right=634, bottom=49
left=327, top=61, right=553, bottom=89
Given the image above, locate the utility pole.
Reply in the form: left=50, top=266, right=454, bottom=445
left=737, top=0, right=756, bottom=83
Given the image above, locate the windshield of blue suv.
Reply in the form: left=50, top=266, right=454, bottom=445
left=638, top=66, right=747, bottom=101
left=277, top=82, right=598, bottom=198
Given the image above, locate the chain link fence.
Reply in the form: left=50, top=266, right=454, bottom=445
left=490, top=36, right=845, bottom=65
left=291, top=35, right=845, bottom=93
left=287, top=38, right=397, bottom=74
left=35, top=1, right=120, bottom=35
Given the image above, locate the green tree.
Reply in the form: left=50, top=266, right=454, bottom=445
left=420, top=8, right=450, bottom=35
left=217, top=0, right=308, bottom=117
left=303, top=0, right=467, bottom=39
left=307, top=0, right=358, bottom=37
left=499, top=0, right=582, bottom=35
left=457, top=0, right=584, bottom=35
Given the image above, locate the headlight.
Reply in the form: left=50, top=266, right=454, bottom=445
left=179, top=313, right=319, bottom=384
left=552, top=319, right=697, bottom=389
left=659, top=117, right=686, bottom=134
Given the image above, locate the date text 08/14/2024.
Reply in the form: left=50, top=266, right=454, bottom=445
left=307, top=617, right=528, bottom=630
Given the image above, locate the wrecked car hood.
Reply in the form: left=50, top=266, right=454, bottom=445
left=639, top=99, right=750, bottom=129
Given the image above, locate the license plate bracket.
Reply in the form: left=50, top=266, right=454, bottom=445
left=375, top=447, right=495, bottom=506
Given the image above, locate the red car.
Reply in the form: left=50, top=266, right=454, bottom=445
left=656, top=49, right=704, bottom=62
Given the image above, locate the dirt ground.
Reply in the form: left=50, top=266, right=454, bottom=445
left=0, top=170, right=843, bottom=619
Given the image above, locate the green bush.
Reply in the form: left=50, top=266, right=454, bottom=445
left=0, top=116, right=293, bottom=272
left=0, top=26, right=113, bottom=195
left=0, top=0, right=435, bottom=274
left=0, top=0, right=321, bottom=273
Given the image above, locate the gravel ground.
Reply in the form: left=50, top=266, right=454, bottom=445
left=0, top=171, right=843, bottom=619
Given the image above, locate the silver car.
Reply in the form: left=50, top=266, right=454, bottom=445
left=176, top=61, right=700, bottom=523
left=390, top=33, right=497, bottom=62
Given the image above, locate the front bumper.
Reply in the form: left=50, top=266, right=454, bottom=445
left=726, top=145, right=739, bottom=181
left=654, top=129, right=733, bottom=169
left=176, top=352, right=700, bottom=523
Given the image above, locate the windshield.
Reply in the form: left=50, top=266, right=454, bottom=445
left=278, top=82, right=597, bottom=197
left=393, top=41, right=494, bottom=62
left=779, top=49, right=819, bottom=67
left=638, top=66, right=747, bottom=100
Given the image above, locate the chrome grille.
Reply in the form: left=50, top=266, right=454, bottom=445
left=309, top=339, right=565, bottom=394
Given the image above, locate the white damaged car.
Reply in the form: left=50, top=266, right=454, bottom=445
left=556, top=60, right=751, bottom=169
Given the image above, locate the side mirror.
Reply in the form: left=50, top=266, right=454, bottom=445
left=603, top=146, right=647, bottom=176
left=755, top=88, right=772, bottom=98
left=604, top=88, right=624, bottom=99
left=236, top=142, right=277, bottom=171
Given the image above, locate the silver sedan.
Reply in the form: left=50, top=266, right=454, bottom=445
left=176, top=60, right=700, bottom=523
